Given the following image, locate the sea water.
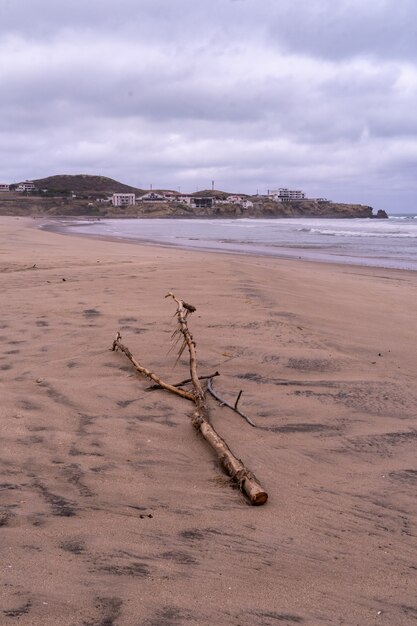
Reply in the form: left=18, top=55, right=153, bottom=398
left=55, top=214, right=417, bottom=271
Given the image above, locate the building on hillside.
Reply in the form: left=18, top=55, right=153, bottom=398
left=16, top=181, right=36, bottom=192
left=226, top=195, right=244, bottom=204
left=269, top=188, right=305, bottom=202
left=0, top=183, right=10, bottom=192
left=179, top=195, right=193, bottom=205
left=111, top=193, right=136, bottom=207
left=180, top=196, right=214, bottom=209
left=137, top=192, right=168, bottom=202
left=161, top=191, right=179, bottom=201
left=194, top=197, right=214, bottom=208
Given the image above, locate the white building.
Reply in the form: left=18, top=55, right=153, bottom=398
left=137, top=192, right=167, bottom=202
left=269, top=188, right=305, bottom=202
left=16, top=181, right=36, bottom=192
left=111, top=193, right=136, bottom=207
left=226, top=195, right=244, bottom=204
left=0, top=183, right=10, bottom=192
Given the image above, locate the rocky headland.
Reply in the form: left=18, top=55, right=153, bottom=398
left=0, top=174, right=388, bottom=218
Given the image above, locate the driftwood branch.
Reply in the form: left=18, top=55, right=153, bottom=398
left=206, top=377, right=257, bottom=428
left=111, top=297, right=268, bottom=506
left=166, top=292, right=267, bottom=505
left=112, top=332, right=194, bottom=402
left=146, top=371, right=220, bottom=391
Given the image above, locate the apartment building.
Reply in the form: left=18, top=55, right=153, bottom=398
left=111, top=193, right=136, bottom=207
left=0, top=183, right=10, bottom=192
left=16, top=181, right=36, bottom=192
left=269, top=188, right=305, bottom=201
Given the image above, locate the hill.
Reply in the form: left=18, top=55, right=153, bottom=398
left=30, top=174, right=144, bottom=197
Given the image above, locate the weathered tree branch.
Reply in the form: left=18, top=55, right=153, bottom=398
left=165, top=292, right=267, bottom=505
left=145, top=371, right=220, bottom=392
left=111, top=297, right=268, bottom=506
left=112, top=332, right=194, bottom=402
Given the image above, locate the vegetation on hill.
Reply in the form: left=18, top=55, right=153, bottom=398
left=190, top=189, right=239, bottom=199
left=30, top=174, right=143, bottom=197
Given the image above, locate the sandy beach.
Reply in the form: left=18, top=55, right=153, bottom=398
left=1, top=216, right=416, bottom=625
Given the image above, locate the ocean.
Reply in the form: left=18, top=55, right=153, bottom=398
left=54, top=214, right=417, bottom=271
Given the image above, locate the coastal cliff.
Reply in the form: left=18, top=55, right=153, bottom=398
left=189, top=199, right=380, bottom=219
left=0, top=195, right=387, bottom=219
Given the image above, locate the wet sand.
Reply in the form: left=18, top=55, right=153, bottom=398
left=1, top=216, right=416, bottom=625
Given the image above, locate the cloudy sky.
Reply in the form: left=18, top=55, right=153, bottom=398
left=1, top=0, right=416, bottom=211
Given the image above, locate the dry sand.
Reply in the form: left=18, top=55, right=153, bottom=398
left=1, top=216, right=416, bottom=625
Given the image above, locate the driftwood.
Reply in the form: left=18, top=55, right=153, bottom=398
left=146, top=371, right=220, bottom=391
left=206, top=377, right=257, bottom=428
left=112, top=294, right=268, bottom=506
left=112, top=332, right=194, bottom=402
left=166, top=292, right=267, bottom=505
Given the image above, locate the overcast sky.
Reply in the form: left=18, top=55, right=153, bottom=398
left=1, top=0, right=416, bottom=211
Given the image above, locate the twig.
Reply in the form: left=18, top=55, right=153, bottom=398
left=234, top=390, right=243, bottom=410
left=207, top=377, right=257, bottom=428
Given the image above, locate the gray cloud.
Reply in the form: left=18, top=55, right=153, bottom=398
left=1, top=0, right=417, bottom=210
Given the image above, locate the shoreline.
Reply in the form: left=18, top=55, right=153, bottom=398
left=40, top=215, right=417, bottom=273
left=1, top=215, right=417, bottom=625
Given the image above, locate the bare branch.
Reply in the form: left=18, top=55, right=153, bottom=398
left=112, top=332, right=194, bottom=402
left=166, top=292, right=266, bottom=504
left=112, top=295, right=268, bottom=506
left=234, top=390, right=243, bottom=410
left=146, top=371, right=220, bottom=391
left=207, top=377, right=257, bottom=428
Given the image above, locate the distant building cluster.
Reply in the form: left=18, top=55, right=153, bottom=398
left=0, top=180, right=37, bottom=193
left=110, top=188, right=311, bottom=208
left=1, top=179, right=331, bottom=208
left=111, top=191, right=254, bottom=208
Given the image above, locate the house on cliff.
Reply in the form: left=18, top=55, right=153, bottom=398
left=269, top=188, right=305, bottom=202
